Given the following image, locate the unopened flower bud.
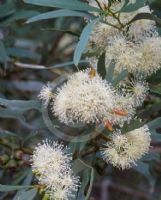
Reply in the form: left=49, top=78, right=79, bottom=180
left=0, top=155, right=9, bottom=165
left=14, top=150, right=24, bottom=160
left=103, top=119, right=113, bottom=131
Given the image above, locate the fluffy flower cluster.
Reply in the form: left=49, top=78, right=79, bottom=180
left=53, top=69, right=115, bottom=124
left=53, top=69, right=136, bottom=126
left=106, top=34, right=161, bottom=76
left=88, top=3, right=156, bottom=47
left=102, top=125, right=151, bottom=169
left=87, top=0, right=161, bottom=76
left=37, top=1, right=154, bottom=173
left=119, top=77, right=149, bottom=107
left=31, top=140, right=80, bottom=200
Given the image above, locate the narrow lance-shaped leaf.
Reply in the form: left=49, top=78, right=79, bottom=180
left=0, top=41, right=8, bottom=68
left=0, top=98, right=41, bottom=120
left=15, top=60, right=88, bottom=69
left=106, top=61, right=115, bottom=83
left=23, top=0, right=100, bottom=12
left=75, top=159, right=95, bottom=200
left=113, top=69, right=128, bottom=86
left=26, top=9, right=95, bottom=24
left=119, top=0, right=145, bottom=13
left=134, top=161, right=155, bottom=189
left=74, top=18, right=99, bottom=66
left=1, top=10, right=40, bottom=26
left=126, top=12, right=161, bottom=27
left=147, top=117, right=161, bottom=130
left=85, top=167, right=94, bottom=200
left=0, top=185, right=32, bottom=192
left=7, top=47, right=41, bottom=60
left=13, top=188, right=38, bottom=200
left=97, top=51, right=106, bottom=79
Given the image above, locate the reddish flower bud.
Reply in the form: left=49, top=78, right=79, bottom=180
left=113, top=109, right=128, bottom=116
left=103, top=119, right=113, bottom=131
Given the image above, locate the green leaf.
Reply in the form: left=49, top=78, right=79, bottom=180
left=7, top=47, right=41, bottom=60
left=139, top=102, right=161, bottom=118
left=148, top=118, right=161, bottom=142
left=85, top=167, right=94, bottom=200
left=1, top=10, right=40, bottom=25
left=122, top=119, right=144, bottom=134
left=13, top=170, right=33, bottom=199
left=13, top=188, right=37, bottom=200
left=106, top=61, right=115, bottom=83
left=23, top=131, right=39, bottom=143
left=74, top=18, right=99, bottom=66
left=0, top=98, right=41, bottom=120
left=113, top=69, right=128, bottom=86
left=76, top=159, right=95, bottom=200
left=148, top=68, right=161, bottom=84
left=12, top=169, right=32, bottom=186
left=128, top=13, right=153, bottom=25
left=0, top=129, right=17, bottom=138
left=150, top=130, right=161, bottom=142
left=0, top=0, right=16, bottom=18
left=77, top=169, right=89, bottom=199
left=97, top=52, right=106, bottom=79
left=134, top=161, right=155, bottom=188
left=120, top=0, right=145, bottom=12
left=0, top=184, right=32, bottom=192
left=72, top=159, right=87, bottom=174
left=23, top=0, right=100, bottom=12
left=142, top=153, right=160, bottom=161
left=26, top=9, right=95, bottom=23
left=147, top=117, right=161, bottom=130
left=0, top=41, right=8, bottom=67
left=127, top=12, right=161, bottom=27
left=150, top=83, right=161, bottom=96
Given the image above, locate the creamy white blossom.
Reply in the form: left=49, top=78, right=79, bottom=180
left=106, top=34, right=161, bottom=75
left=87, top=22, right=119, bottom=55
left=87, top=1, right=157, bottom=61
left=53, top=69, right=116, bottom=125
left=53, top=70, right=140, bottom=127
left=31, top=140, right=80, bottom=200
left=127, top=6, right=157, bottom=41
left=38, top=83, right=53, bottom=106
left=106, top=34, right=142, bottom=73
left=120, top=78, right=149, bottom=106
left=108, top=94, right=136, bottom=127
left=139, top=36, right=161, bottom=75
left=101, top=125, right=151, bottom=169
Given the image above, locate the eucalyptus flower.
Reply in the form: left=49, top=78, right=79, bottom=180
left=53, top=69, right=141, bottom=128
left=31, top=140, right=80, bottom=200
left=106, top=35, right=161, bottom=76
left=101, top=125, right=151, bottom=169
left=139, top=36, right=161, bottom=75
left=53, top=69, right=116, bottom=125
left=120, top=78, right=149, bottom=107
